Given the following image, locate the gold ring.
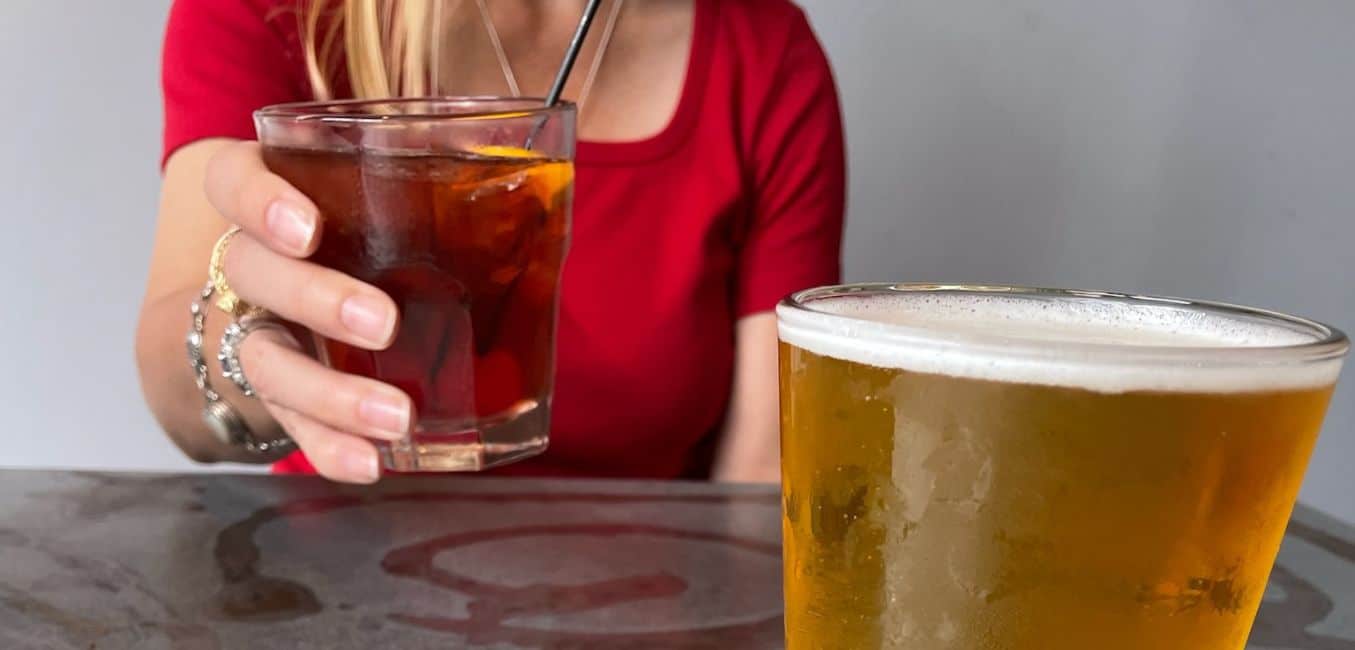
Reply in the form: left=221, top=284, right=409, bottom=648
left=208, top=227, right=259, bottom=317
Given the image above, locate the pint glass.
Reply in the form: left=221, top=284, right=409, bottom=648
left=778, top=284, right=1348, bottom=649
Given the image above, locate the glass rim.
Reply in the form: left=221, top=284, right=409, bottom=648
left=778, top=283, right=1349, bottom=367
left=254, top=96, right=574, bottom=124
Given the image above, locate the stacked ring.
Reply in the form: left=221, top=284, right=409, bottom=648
left=208, top=226, right=263, bottom=317
left=219, top=314, right=290, bottom=397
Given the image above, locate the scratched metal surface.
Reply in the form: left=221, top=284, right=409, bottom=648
left=0, top=470, right=1350, bottom=649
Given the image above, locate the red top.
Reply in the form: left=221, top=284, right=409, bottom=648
left=162, top=0, right=845, bottom=479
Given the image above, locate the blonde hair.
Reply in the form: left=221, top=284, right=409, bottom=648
left=300, top=0, right=450, bottom=100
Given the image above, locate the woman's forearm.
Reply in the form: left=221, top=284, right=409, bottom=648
left=713, top=419, right=781, bottom=484
left=712, top=313, right=782, bottom=483
left=134, top=284, right=282, bottom=464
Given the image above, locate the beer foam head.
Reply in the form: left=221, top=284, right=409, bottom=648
left=777, top=289, right=1346, bottom=393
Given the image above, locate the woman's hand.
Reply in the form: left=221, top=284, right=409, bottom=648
left=203, top=141, right=412, bottom=484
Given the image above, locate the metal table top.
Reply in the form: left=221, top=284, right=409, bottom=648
left=0, top=470, right=1350, bottom=649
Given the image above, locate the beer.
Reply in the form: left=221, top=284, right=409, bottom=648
left=257, top=97, right=576, bottom=471
left=778, top=286, right=1346, bottom=650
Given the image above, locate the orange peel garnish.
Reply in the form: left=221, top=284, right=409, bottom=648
left=470, top=145, right=573, bottom=206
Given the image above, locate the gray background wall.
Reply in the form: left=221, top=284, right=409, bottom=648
left=1, top=1, right=1351, bottom=520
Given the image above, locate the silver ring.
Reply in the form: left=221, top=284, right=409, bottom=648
left=218, top=314, right=288, bottom=397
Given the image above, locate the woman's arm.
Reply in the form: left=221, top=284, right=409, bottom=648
left=136, top=139, right=278, bottom=463
left=712, top=7, right=846, bottom=484
left=148, top=0, right=426, bottom=483
left=712, top=313, right=781, bottom=483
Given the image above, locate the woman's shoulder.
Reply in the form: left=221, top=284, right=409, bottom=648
left=714, top=0, right=818, bottom=45
left=717, top=0, right=812, bottom=23
left=709, top=0, right=826, bottom=81
left=164, top=0, right=311, bottom=86
left=162, top=0, right=312, bottom=165
left=166, top=0, right=303, bottom=46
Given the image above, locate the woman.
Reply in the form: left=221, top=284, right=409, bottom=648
left=136, top=0, right=844, bottom=484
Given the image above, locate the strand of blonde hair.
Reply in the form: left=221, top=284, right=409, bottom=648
left=302, top=0, right=443, bottom=100
left=298, top=0, right=619, bottom=105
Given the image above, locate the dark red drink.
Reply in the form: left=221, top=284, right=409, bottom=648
left=261, top=142, right=571, bottom=471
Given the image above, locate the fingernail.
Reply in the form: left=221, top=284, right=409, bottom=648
left=265, top=199, right=316, bottom=254
left=343, top=449, right=380, bottom=483
left=359, top=393, right=411, bottom=436
left=340, top=295, right=394, bottom=345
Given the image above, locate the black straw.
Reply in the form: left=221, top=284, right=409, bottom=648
left=526, top=0, right=604, bottom=149
left=546, top=0, right=605, bottom=107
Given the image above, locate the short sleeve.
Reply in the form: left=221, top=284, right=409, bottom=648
left=161, top=0, right=308, bottom=166
left=734, top=9, right=846, bottom=317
